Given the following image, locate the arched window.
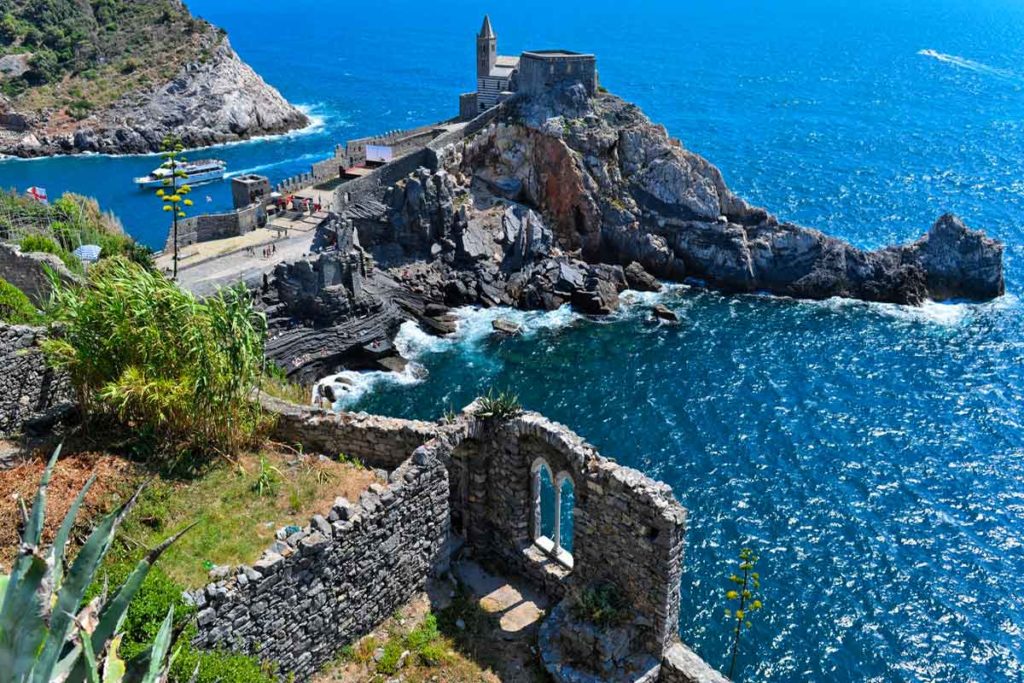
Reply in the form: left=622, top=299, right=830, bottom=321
left=531, top=458, right=574, bottom=568
left=557, top=474, right=575, bottom=556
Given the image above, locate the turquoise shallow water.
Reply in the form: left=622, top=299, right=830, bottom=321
left=4, top=1, right=1024, bottom=679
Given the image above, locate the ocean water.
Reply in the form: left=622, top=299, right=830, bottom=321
left=5, top=1, right=1024, bottom=680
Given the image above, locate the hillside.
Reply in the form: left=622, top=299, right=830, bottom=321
left=0, top=0, right=308, bottom=156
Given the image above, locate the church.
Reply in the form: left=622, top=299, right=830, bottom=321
left=459, top=16, right=598, bottom=120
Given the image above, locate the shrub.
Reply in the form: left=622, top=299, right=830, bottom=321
left=43, top=258, right=270, bottom=458
left=476, top=388, right=523, bottom=420
left=19, top=232, right=82, bottom=273
left=376, top=639, right=405, bottom=675
left=572, top=583, right=629, bottom=627
left=0, top=277, right=42, bottom=324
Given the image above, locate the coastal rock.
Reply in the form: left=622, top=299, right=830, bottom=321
left=1, top=38, right=307, bottom=157
left=624, top=262, right=662, bottom=292
left=444, top=89, right=1004, bottom=305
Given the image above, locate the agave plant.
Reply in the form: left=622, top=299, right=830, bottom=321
left=0, top=445, right=191, bottom=683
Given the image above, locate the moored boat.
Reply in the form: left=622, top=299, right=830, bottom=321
left=133, top=159, right=226, bottom=188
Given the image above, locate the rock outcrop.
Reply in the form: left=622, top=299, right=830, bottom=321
left=1, top=38, right=307, bottom=157
left=424, top=85, right=1004, bottom=306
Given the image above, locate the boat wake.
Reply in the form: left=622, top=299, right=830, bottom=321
left=917, top=49, right=1021, bottom=82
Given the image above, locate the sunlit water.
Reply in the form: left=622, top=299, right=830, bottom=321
left=4, top=0, right=1024, bottom=679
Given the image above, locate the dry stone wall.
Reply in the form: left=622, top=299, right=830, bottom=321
left=0, top=323, right=73, bottom=439
left=265, top=395, right=437, bottom=470
left=195, top=398, right=720, bottom=682
left=191, top=435, right=449, bottom=680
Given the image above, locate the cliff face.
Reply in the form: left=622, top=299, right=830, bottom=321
left=0, top=2, right=307, bottom=156
left=465, top=86, right=1004, bottom=304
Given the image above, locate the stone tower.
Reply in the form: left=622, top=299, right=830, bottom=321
left=476, top=15, right=496, bottom=79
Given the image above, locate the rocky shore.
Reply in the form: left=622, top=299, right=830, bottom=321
left=0, top=38, right=307, bottom=157
left=254, top=84, right=1004, bottom=381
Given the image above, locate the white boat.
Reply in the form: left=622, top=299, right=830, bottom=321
left=134, top=159, right=226, bottom=189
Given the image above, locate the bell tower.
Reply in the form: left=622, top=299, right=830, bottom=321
left=477, top=15, right=496, bottom=80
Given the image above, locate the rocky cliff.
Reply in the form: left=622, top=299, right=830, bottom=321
left=0, top=2, right=307, bottom=157
left=347, top=85, right=1003, bottom=313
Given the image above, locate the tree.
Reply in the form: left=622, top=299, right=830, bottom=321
left=723, top=546, right=764, bottom=680
left=154, top=136, right=194, bottom=279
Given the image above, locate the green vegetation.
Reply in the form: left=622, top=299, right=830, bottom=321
left=476, top=388, right=523, bottom=420
left=88, top=560, right=274, bottom=683
left=43, top=257, right=269, bottom=459
left=154, top=136, right=195, bottom=279
left=571, top=582, right=629, bottom=627
left=112, top=449, right=375, bottom=588
left=724, top=546, right=764, bottom=680
left=0, top=445, right=183, bottom=683
left=0, top=276, right=41, bottom=324
left=0, top=0, right=220, bottom=116
left=1, top=189, right=153, bottom=270
left=251, top=454, right=281, bottom=497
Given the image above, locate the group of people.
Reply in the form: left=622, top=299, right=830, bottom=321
left=245, top=243, right=277, bottom=259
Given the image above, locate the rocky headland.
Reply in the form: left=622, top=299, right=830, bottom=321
left=0, top=1, right=307, bottom=157
left=257, top=84, right=1004, bottom=380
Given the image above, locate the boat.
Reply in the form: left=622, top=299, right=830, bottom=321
left=133, top=159, right=226, bottom=189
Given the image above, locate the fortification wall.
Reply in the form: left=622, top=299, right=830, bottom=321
left=0, top=323, right=73, bottom=439
left=518, top=51, right=598, bottom=96
left=166, top=204, right=265, bottom=251
left=0, top=243, right=79, bottom=306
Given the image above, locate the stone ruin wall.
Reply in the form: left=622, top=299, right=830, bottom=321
left=0, top=242, right=79, bottom=306
left=192, top=397, right=724, bottom=682
left=0, top=323, right=73, bottom=441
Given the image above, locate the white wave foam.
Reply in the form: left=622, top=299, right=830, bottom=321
left=917, top=49, right=1021, bottom=82
left=810, top=292, right=1019, bottom=326
left=312, top=360, right=427, bottom=410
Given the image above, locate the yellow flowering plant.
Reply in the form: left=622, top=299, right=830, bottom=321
left=724, top=546, right=764, bottom=679
left=155, top=136, right=193, bottom=279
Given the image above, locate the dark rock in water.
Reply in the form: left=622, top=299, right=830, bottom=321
left=375, top=356, right=408, bottom=373
left=492, top=318, right=523, bottom=335
left=624, top=262, right=662, bottom=292
left=421, top=315, right=458, bottom=336
left=651, top=304, right=679, bottom=323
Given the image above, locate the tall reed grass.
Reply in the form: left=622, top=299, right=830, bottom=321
left=44, top=257, right=269, bottom=457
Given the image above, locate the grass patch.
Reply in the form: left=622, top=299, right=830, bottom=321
left=112, top=447, right=377, bottom=588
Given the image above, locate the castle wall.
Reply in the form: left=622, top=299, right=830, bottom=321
left=518, top=51, right=597, bottom=96
left=165, top=203, right=265, bottom=251
left=0, top=323, right=73, bottom=440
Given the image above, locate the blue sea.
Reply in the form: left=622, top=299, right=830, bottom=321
left=5, top=1, right=1024, bottom=680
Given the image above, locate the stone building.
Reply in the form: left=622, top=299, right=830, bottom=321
left=459, top=16, right=598, bottom=119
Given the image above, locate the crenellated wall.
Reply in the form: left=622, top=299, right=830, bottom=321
left=165, top=203, right=265, bottom=251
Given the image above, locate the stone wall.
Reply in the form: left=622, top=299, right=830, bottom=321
left=166, top=203, right=265, bottom=250
left=447, top=411, right=686, bottom=654
left=518, top=51, right=598, bottom=96
left=195, top=398, right=720, bottom=682
left=0, top=323, right=73, bottom=439
left=0, top=242, right=79, bottom=306
left=266, top=395, right=437, bottom=470
left=660, top=643, right=730, bottom=683
left=191, top=446, right=450, bottom=681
